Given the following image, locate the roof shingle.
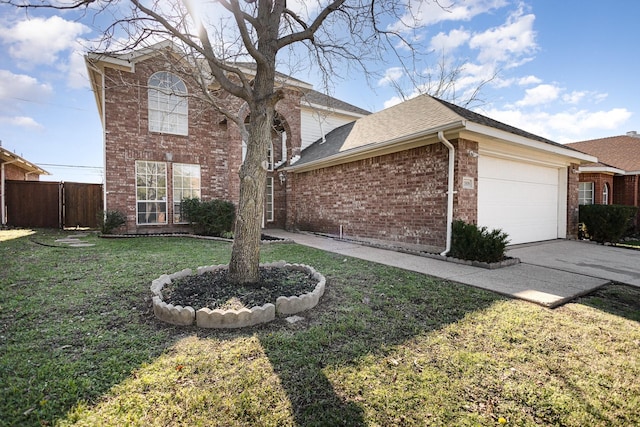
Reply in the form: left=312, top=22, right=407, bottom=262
left=566, top=135, right=640, bottom=172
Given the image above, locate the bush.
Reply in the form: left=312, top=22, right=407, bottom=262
left=181, top=198, right=235, bottom=237
left=579, top=204, right=638, bottom=244
left=450, top=220, right=510, bottom=263
left=98, top=210, right=126, bottom=234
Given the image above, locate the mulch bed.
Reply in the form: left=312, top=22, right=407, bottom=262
left=162, top=267, right=318, bottom=310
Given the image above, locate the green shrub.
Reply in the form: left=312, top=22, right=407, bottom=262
left=579, top=204, right=638, bottom=244
left=181, top=198, right=235, bottom=237
left=450, top=220, right=510, bottom=263
left=98, top=210, right=126, bottom=234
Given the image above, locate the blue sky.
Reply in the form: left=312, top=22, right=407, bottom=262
left=0, top=0, right=638, bottom=183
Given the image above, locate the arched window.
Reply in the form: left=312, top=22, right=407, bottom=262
left=602, top=183, right=609, bottom=205
left=148, top=72, right=188, bottom=135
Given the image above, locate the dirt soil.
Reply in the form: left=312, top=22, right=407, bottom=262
left=162, top=267, right=318, bottom=310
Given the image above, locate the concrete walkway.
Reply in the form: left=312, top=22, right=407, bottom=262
left=265, top=230, right=637, bottom=308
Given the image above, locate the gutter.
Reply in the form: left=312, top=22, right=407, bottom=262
left=437, top=131, right=455, bottom=257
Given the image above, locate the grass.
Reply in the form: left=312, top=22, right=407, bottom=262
left=1, top=229, right=639, bottom=426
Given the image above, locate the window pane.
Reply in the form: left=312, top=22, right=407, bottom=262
left=148, top=72, right=188, bottom=136
left=173, top=163, right=201, bottom=223
left=136, top=161, right=168, bottom=224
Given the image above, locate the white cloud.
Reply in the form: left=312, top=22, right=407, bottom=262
left=390, top=0, right=508, bottom=32
left=518, top=75, right=542, bottom=86
left=429, top=28, right=471, bottom=54
left=0, top=16, right=90, bottom=67
left=383, top=95, right=405, bottom=109
left=378, top=67, right=404, bottom=87
left=66, top=49, right=91, bottom=89
left=0, top=115, right=44, bottom=130
left=469, top=8, right=537, bottom=65
left=483, top=107, right=633, bottom=142
left=515, top=83, right=561, bottom=106
left=0, top=70, right=54, bottom=102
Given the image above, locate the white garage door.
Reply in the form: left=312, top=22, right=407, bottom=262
left=478, top=156, right=560, bottom=245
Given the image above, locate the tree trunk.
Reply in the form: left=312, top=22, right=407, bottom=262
left=228, top=102, right=273, bottom=284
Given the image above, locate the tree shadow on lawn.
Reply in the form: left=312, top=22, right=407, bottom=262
left=575, top=283, right=640, bottom=322
left=226, top=255, right=504, bottom=426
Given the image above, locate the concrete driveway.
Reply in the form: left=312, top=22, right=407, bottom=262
left=507, top=240, right=640, bottom=287
left=265, top=230, right=639, bottom=308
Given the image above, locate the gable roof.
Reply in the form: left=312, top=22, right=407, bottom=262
left=291, top=94, right=594, bottom=169
left=566, top=134, right=640, bottom=173
left=0, top=147, right=49, bottom=176
left=302, top=90, right=371, bottom=117
left=86, top=42, right=369, bottom=125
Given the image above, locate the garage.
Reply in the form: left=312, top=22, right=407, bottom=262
left=478, top=155, right=563, bottom=245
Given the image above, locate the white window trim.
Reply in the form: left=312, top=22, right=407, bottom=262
left=135, top=160, right=168, bottom=225
left=579, top=182, right=594, bottom=205
left=266, top=176, right=274, bottom=222
left=148, top=71, right=188, bottom=136
left=172, top=163, right=201, bottom=224
left=602, top=183, right=609, bottom=205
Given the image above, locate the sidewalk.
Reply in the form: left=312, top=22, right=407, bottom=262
left=265, top=230, right=610, bottom=308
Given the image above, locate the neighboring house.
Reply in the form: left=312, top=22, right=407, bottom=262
left=284, top=95, right=596, bottom=251
left=85, top=42, right=368, bottom=234
left=86, top=42, right=597, bottom=251
left=0, top=147, right=50, bottom=225
left=566, top=132, right=640, bottom=208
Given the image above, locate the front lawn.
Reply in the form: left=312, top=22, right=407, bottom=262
left=1, top=229, right=639, bottom=426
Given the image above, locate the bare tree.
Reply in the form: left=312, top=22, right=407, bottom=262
left=2, top=0, right=476, bottom=284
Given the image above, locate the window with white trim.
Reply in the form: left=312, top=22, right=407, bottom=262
left=266, top=177, right=274, bottom=222
left=173, top=163, right=201, bottom=223
left=148, top=72, right=188, bottom=135
left=136, top=161, right=167, bottom=224
left=602, top=183, right=609, bottom=205
left=267, top=141, right=274, bottom=171
left=579, top=182, right=594, bottom=205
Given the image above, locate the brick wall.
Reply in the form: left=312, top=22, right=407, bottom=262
left=3, top=163, right=40, bottom=181
left=102, top=56, right=303, bottom=233
left=288, top=142, right=452, bottom=251
left=567, top=163, right=580, bottom=238
left=613, top=175, right=639, bottom=207
left=453, top=138, right=478, bottom=224
left=580, top=172, right=615, bottom=205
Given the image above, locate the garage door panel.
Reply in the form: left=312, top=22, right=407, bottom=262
left=478, top=156, right=560, bottom=245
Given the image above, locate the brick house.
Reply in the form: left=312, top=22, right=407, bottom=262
left=284, top=95, right=596, bottom=252
left=0, top=147, right=49, bottom=226
left=566, top=132, right=640, bottom=229
left=86, top=43, right=597, bottom=251
left=566, top=132, right=640, bottom=207
left=86, top=43, right=368, bottom=234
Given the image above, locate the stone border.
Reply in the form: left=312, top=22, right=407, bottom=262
left=151, top=262, right=325, bottom=329
left=305, top=231, right=520, bottom=269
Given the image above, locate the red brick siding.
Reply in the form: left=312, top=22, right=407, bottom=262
left=613, top=175, right=639, bottom=207
left=289, top=142, right=451, bottom=249
left=579, top=172, right=615, bottom=205
left=3, top=163, right=40, bottom=181
left=567, top=163, right=580, bottom=238
left=102, top=57, right=302, bottom=233
left=453, top=139, right=478, bottom=224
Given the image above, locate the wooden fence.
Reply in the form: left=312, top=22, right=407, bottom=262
left=5, top=180, right=103, bottom=229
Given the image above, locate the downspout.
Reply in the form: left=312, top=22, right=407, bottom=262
left=438, top=131, right=455, bottom=256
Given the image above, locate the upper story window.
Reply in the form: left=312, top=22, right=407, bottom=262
left=148, top=72, right=188, bottom=136
left=578, top=182, right=594, bottom=205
